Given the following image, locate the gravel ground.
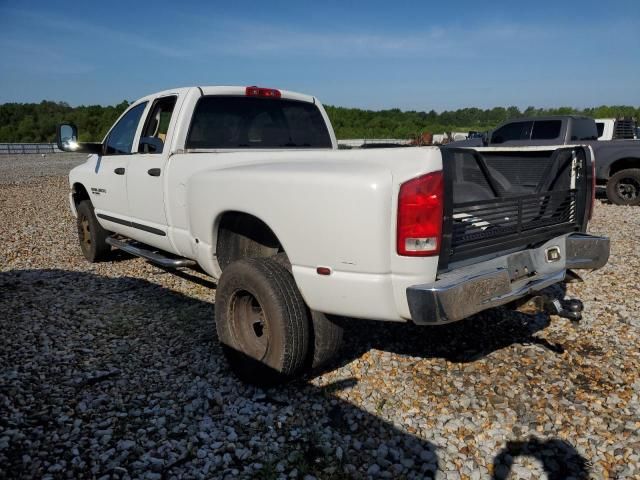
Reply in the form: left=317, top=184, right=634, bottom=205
left=0, top=153, right=88, bottom=185
left=0, top=154, right=638, bottom=479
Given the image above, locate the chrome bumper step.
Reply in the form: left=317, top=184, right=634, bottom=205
left=407, top=233, right=609, bottom=325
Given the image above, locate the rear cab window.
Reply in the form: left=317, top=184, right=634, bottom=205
left=186, top=96, right=332, bottom=149
left=490, top=121, right=533, bottom=144
left=531, top=120, right=561, bottom=140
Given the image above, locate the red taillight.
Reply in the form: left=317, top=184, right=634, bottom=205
left=397, top=171, right=444, bottom=256
left=245, top=86, right=281, bottom=98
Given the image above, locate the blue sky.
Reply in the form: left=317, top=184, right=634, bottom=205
left=0, top=0, right=638, bottom=111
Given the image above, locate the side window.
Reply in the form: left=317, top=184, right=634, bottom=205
left=596, top=123, right=605, bottom=138
left=491, top=121, right=533, bottom=144
left=139, top=96, right=177, bottom=153
left=104, top=102, right=148, bottom=155
left=531, top=120, right=561, bottom=140
left=570, top=119, right=598, bottom=141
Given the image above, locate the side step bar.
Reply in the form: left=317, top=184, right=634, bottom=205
left=106, top=237, right=196, bottom=268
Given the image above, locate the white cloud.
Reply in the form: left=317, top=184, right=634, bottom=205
left=0, top=39, right=96, bottom=74
left=178, top=17, right=559, bottom=59
left=1, top=6, right=635, bottom=65
left=2, top=8, right=189, bottom=59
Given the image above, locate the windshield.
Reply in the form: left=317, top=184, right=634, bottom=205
left=186, top=96, right=332, bottom=149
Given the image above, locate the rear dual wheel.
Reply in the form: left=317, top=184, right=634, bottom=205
left=215, top=257, right=343, bottom=385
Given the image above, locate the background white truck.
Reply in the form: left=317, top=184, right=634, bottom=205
left=57, top=86, right=609, bottom=385
left=595, top=118, right=638, bottom=141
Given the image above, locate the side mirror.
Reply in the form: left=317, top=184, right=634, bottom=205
left=56, top=122, right=103, bottom=154
left=139, top=137, right=164, bottom=154
left=57, top=123, right=78, bottom=151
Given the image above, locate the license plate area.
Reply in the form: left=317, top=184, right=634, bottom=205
left=507, top=251, right=536, bottom=282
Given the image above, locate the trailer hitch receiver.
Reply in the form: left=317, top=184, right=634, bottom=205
left=545, top=297, right=584, bottom=322
left=513, top=294, right=584, bottom=322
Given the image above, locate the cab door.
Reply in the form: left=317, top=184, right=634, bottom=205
left=125, top=93, right=182, bottom=250
left=91, top=101, right=148, bottom=230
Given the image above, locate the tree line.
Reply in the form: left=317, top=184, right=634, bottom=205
left=0, top=101, right=130, bottom=143
left=324, top=105, right=640, bottom=139
left=0, top=100, right=638, bottom=143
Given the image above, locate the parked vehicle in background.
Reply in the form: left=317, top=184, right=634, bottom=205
left=596, top=119, right=615, bottom=141
left=595, top=118, right=638, bottom=140
left=57, top=87, right=609, bottom=385
left=448, top=115, right=640, bottom=205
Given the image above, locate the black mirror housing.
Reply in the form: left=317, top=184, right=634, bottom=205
left=139, top=136, right=164, bottom=154
left=56, top=122, right=103, bottom=154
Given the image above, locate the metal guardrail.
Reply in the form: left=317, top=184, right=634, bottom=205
left=0, top=143, right=61, bottom=154
left=337, top=134, right=469, bottom=148
left=3, top=141, right=414, bottom=153
left=337, top=138, right=413, bottom=148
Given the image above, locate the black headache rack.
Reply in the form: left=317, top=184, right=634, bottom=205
left=438, top=147, right=591, bottom=271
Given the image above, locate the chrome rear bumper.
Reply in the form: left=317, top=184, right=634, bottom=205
left=407, top=233, right=609, bottom=325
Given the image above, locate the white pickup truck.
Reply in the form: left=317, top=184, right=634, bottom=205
left=57, top=86, right=610, bottom=385
left=595, top=118, right=638, bottom=141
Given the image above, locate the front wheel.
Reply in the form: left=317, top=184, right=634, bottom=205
left=76, top=200, right=111, bottom=262
left=606, top=169, right=640, bottom=206
left=215, top=257, right=311, bottom=386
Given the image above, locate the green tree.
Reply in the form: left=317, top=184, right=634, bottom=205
left=0, top=100, right=638, bottom=143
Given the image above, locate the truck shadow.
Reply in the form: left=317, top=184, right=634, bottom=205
left=595, top=187, right=610, bottom=203
left=325, top=283, right=568, bottom=372
left=0, top=269, right=587, bottom=479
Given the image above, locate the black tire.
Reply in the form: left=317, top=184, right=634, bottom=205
left=216, top=217, right=279, bottom=271
left=309, top=311, right=344, bottom=370
left=76, top=200, right=111, bottom=262
left=606, top=169, right=640, bottom=206
left=215, top=257, right=310, bottom=386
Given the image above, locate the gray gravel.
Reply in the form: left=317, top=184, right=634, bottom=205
left=1, top=155, right=639, bottom=479
left=0, top=153, right=87, bottom=184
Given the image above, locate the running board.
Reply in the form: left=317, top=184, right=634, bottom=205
left=106, top=237, right=196, bottom=268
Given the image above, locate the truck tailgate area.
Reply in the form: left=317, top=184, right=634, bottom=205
left=439, top=147, right=592, bottom=270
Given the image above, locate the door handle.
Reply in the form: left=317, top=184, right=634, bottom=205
left=147, top=168, right=161, bottom=177
left=114, top=167, right=125, bottom=175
